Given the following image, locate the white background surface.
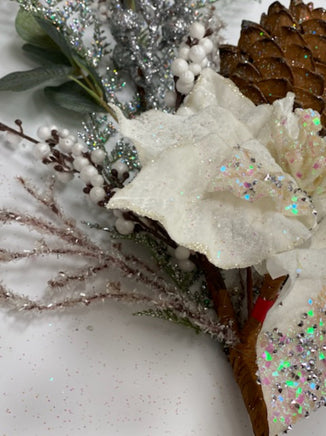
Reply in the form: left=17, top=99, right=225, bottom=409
left=0, top=1, right=326, bottom=435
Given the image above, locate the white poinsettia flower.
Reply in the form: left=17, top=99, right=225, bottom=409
left=107, top=68, right=326, bottom=269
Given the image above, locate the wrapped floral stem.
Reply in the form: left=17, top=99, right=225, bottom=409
left=229, top=275, right=287, bottom=436
left=200, top=250, right=287, bottom=435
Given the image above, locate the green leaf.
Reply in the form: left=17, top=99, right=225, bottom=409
left=44, top=81, right=104, bottom=113
left=36, top=18, right=73, bottom=61
left=0, top=65, right=72, bottom=91
left=15, top=8, right=58, bottom=50
left=22, top=44, right=71, bottom=66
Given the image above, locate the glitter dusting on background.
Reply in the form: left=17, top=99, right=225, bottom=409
left=257, top=287, right=326, bottom=434
left=0, top=304, right=246, bottom=435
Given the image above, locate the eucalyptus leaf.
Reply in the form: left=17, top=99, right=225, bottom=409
left=22, top=44, right=71, bottom=67
left=44, top=81, right=104, bottom=113
left=36, top=18, right=73, bottom=61
left=0, top=66, right=73, bottom=91
left=15, top=8, right=58, bottom=50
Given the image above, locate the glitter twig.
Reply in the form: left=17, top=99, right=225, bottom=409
left=0, top=175, right=226, bottom=340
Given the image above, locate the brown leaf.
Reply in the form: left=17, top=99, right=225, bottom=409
left=255, top=56, right=293, bottom=83
left=257, top=78, right=293, bottom=103
left=260, top=10, right=296, bottom=36
left=219, top=45, right=242, bottom=77
left=260, top=1, right=288, bottom=28
left=283, top=43, right=315, bottom=69
left=233, top=62, right=262, bottom=82
left=292, top=67, right=324, bottom=95
left=315, top=61, right=326, bottom=81
left=289, top=0, right=312, bottom=22
left=246, top=38, right=283, bottom=61
left=304, top=35, right=326, bottom=63
left=311, top=7, right=326, bottom=21
left=229, top=75, right=268, bottom=105
left=275, top=26, right=306, bottom=50
left=239, top=21, right=271, bottom=54
left=301, top=19, right=326, bottom=35
left=293, top=86, right=325, bottom=112
left=267, top=1, right=288, bottom=16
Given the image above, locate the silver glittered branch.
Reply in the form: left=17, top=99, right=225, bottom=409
left=0, top=175, right=229, bottom=342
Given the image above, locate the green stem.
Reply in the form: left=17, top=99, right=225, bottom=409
left=68, top=75, right=118, bottom=122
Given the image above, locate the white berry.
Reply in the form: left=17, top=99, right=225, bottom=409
left=91, top=149, right=106, bottom=164
left=178, top=259, right=195, bottom=272
left=37, top=126, right=52, bottom=141
left=171, top=58, right=189, bottom=77
left=189, top=45, right=206, bottom=63
left=176, top=79, right=193, bottom=95
left=164, top=90, right=177, bottom=108
left=179, top=70, right=194, bottom=85
left=189, top=63, right=202, bottom=76
left=90, top=173, right=104, bottom=187
left=58, top=128, right=70, bottom=138
left=189, top=22, right=205, bottom=40
left=199, top=37, right=214, bottom=54
left=80, top=165, right=98, bottom=183
left=112, top=160, right=129, bottom=177
left=34, top=142, right=51, bottom=159
left=66, top=134, right=77, bottom=144
left=49, top=125, right=58, bottom=133
left=174, top=246, right=190, bottom=260
left=178, top=46, right=190, bottom=60
left=59, top=137, right=75, bottom=153
left=74, top=156, right=90, bottom=171
left=115, top=218, right=135, bottom=235
left=72, top=142, right=86, bottom=156
left=89, top=186, right=106, bottom=203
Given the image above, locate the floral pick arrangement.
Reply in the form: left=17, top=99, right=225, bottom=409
left=1, top=0, right=326, bottom=435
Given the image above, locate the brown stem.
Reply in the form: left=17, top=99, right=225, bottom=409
left=199, top=254, right=240, bottom=338
left=0, top=122, right=38, bottom=144
left=230, top=274, right=287, bottom=436
left=200, top=254, right=287, bottom=436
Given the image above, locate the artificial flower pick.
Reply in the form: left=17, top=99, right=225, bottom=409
left=1, top=0, right=326, bottom=435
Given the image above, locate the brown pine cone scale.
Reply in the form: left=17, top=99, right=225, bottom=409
left=219, top=0, right=326, bottom=131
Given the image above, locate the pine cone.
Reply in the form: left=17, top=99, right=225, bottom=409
left=219, top=0, right=326, bottom=131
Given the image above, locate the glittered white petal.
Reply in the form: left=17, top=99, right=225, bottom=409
left=258, top=245, right=326, bottom=434
left=108, top=124, right=312, bottom=269
left=180, top=68, right=273, bottom=136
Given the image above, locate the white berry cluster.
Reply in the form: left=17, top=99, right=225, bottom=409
left=166, top=22, right=214, bottom=105
left=170, top=245, right=196, bottom=272
left=112, top=209, right=135, bottom=235
left=35, top=125, right=109, bottom=204
left=34, top=125, right=136, bottom=235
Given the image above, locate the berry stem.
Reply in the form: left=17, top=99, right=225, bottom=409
left=0, top=122, right=38, bottom=144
